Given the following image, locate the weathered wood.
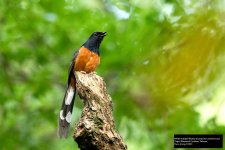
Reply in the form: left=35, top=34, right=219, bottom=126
left=73, top=72, right=127, bottom=150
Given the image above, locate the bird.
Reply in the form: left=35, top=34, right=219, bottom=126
left=58, top=31, right=107, bottom=138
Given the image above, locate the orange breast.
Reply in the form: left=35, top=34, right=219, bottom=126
left=74, top=46, right=100, bottom=73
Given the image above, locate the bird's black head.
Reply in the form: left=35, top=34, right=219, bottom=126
left=83, top=32, right=107, bottom=55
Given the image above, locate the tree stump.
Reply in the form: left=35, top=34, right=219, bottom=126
left=73, top=72, right=127, bottom=150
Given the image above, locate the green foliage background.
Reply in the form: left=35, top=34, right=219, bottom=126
left=1, top=0, right=225, bottom=149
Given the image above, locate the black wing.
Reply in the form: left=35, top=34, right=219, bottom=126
left=67, top=49, right=79, bottom=85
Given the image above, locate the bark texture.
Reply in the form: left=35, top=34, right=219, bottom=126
left=73, top=72, right=127, bottom=150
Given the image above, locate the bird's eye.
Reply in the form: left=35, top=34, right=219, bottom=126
left=94, top=32, right=98, bottom=36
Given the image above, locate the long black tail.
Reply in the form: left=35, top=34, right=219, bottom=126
left=58, top=85, right=76, bottom=138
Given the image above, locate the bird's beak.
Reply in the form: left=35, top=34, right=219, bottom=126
left=101, top=32, right=107, bottom=37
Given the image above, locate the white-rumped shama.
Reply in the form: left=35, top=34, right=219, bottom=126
left=58, top=32, right=107, bottom=138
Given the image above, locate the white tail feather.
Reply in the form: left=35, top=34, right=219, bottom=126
left=58, top=85, right=76, bottom=138
left=65, top=86, right=74, bottom=105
